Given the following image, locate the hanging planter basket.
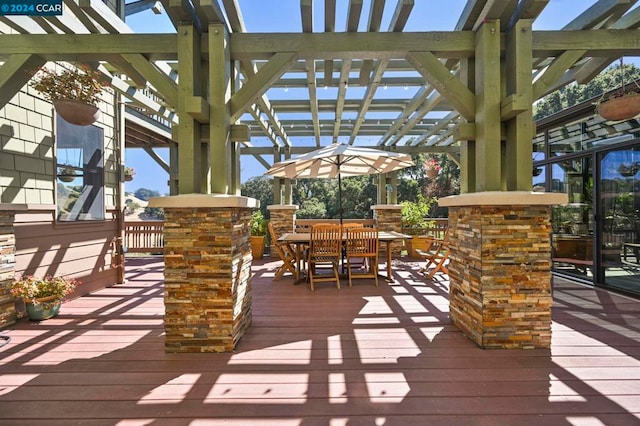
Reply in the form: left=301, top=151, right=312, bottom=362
left=53, top=99, right=100, bottom=126
left=58, top=174, right=76, bottom=183
left=596, top=94, right=640, bottom=121
left=617, top=163, right=640, bottom=177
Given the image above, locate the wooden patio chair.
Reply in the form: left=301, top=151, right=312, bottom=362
left=345, top=227, right=379, bottom=287
left=267, top=222, right=296, bottom=280
left=417, top=228, right=451, bottom=279
left=307, top=223, right=342, bottom=291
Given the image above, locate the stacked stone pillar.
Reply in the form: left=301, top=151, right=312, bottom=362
left=266, top=204, right=298, bottom=256
left=371, top=204, right=403, bottom=256
left=439, top=192, right=566, bottom=349
left=149, top=194, right=258, bottom=353
left=0, top=208, right=21, bottom=328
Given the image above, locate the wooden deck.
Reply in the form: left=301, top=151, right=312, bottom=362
left=1, top=256, right=639, bottom=425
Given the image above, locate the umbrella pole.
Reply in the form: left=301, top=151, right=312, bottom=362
left=338, top=172, right=346, bottom=273
left=338, top=172, right=343, bottom=226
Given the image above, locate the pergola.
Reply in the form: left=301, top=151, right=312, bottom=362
left=1, top=0, right=639, bottom=352
left=2, top=1, right=639, bottom=195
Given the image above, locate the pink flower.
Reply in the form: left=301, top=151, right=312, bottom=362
left=424, top=158, right=441, bottom=171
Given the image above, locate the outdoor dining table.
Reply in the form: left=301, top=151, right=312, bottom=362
left=278, top=230, right=412, bottom=283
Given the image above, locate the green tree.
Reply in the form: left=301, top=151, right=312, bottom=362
left=142, top=206, right=164, bottom=220
left=297, top=198, right=327, bottom=218
left=134, top=188, right=161, bottom=201
left=241, top=176, right=274, bottom=218
left=534, top=62, right=640, bottom=119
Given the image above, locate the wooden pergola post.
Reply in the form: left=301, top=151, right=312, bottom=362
left=443, top=20, right=567, bottom=350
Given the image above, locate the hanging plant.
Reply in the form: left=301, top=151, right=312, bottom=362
left=423, top=157, right=441, bottom=178
left=595, top=58, right=640, bottom=121
left=57, top=166, right=77, bottom=182
left=29, top=65, right=109, bottom=126
left=617, top=162, right=640, bottom=177
left=124, top=166, right=135, bottom=182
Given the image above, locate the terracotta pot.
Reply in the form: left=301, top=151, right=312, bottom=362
left=596, top=95, right=640, bottom=121
left=425, top=168, right=439, bottom=178
left=53, top=99, right=100, bottom=126
left=25, top=295, right=61, bottom=321
left=251, top=235, right=265, bottom=259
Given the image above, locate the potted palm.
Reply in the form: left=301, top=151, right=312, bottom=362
left=11, top=275, right=78, bottom=321
left=401, top=195, right=436, bottom=257
left=250, top=210, right=268, bottom=259
left=29, top=65, right=108, bottom=126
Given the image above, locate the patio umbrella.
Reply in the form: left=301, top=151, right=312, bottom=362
left=265, top=143, right=415, bottom=224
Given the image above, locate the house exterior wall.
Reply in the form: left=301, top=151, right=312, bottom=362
left=0, top=67, right=123, bottom=326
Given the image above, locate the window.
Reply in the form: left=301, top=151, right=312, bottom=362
left=56, top=117, right=105, bottom=221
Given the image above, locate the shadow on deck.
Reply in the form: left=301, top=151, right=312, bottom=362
left=1, top=256, right=639, bottom=425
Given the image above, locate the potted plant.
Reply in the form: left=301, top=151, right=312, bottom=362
left=11, top=274, right=78, bottom=321
left=29, top=64, right=108, bottom=126
left=124, top=166, right=135, bottom=182
left=57, top=166, right=77, bottom=182
left=250, top=210, right=268, bottom=259
left=401, top=195, right=436, bottom=257
left=424, top=157, right=441, bottom=178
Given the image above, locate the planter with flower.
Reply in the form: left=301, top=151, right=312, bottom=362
left=11, top=275, right=78, bottom=321
left=424, top=157, right=441, bottom=178
left=250, top=210, right=268, bottom=259
left=29, top=65, right=108, bottom=126
left=124, top=166, right=135, bottom=182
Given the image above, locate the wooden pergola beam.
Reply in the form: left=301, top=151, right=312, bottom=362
left=230, top=52, right=297, bottom=122
left=5, top=30, right=640, bottom=62
left=407, top=51, right=475, bottom=121
left=324, top=0, right=336, bottom=87
left=0, top=54, right=46, bottom=109
left=121, top=54, right=178, bottom=105
left=358, top=0, right=385, bottom=85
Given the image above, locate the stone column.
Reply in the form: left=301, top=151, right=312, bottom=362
left=439, top=192, right=566, bottom=349
left=267, top=204, right=298, bottom=255
left=371, top=204, right=403, bottom=256
left=149, top=194, right=258, bottom=353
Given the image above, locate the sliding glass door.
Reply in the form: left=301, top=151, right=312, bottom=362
left=599, top=147, right=640, bottom=294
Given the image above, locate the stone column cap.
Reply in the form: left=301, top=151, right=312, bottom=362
left=371, top=204, right=402, bottom=210
left=439, top=191, right=568, bottom=207
left=149, top=193, right=259, bottom=208
left=267, top=204, right=299, bottom=211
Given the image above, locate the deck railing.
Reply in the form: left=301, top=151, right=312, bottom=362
left=124, top=221, right=164, bottom=253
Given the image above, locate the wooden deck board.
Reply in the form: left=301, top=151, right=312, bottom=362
left=0, top=256, right=639, bottom=424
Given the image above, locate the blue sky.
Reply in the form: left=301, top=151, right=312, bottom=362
left=123, top=0, right=627, bottom=194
